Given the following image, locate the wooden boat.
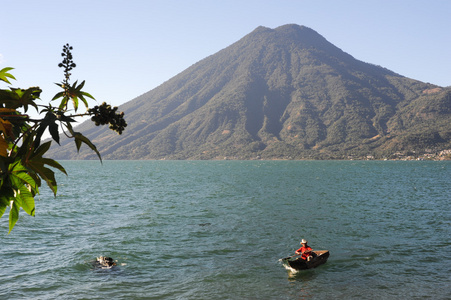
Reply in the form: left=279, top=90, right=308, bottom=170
left=285, top=250, right=329, bottom=270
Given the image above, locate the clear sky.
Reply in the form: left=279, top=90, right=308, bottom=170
left=1, top=0, right=450, bottom=111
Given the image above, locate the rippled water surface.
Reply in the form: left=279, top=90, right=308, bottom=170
left=2, top=160, right=450, bottom=299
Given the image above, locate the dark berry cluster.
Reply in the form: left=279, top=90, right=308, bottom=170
left=88, top=102, right=127, bottom=134
left=58, top=44, right=76, bottom=84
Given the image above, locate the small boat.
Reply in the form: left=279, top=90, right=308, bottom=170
left=284, top=250, right=329, bottom=270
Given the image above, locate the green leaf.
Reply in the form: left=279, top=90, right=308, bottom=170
left=0, top=87, right=40, bottom=112
left=78, top=95, right=89, bottom=109
left=26, top=161, right=57, bottom=196
left=10, top=166, right=39, bottom=195
left=25, top=141, right=66, bottom=196
left=72, top=100, right=80, bottom=112
left=0, top=67, right=16, bottom=84
left=17, top=184, right=35, bottom=216
left=0, top=202, right=7, bottom=219
left=9, top=200, right=20, bottom=234
left=57, top=96, right=69, bottom=110
left=9, top=87, right=41, bottom=112
left=15, top=132, right=35, bottom=159
left=0, top=191, right=11, bottom=219
left=30, top=141, right=52, bottom=160
left=48, top=121, right=59, bottom=144
left=27, top=142, right=67, bottom=175
left=56, top=80, right=95, bottom=112
left=81, top=91, right=95, bottom=100
left=9, top=160, right=38, bottom=187
left=40, top=157, right=67, bottom=176
left=34, top=111, right=58, bottom=147
left=76, top=80, right=85, bottom=90
left=52, top=91, right=65, bottom=101
left=74, top=132, right=102, bottom=162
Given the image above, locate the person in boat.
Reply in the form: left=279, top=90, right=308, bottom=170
left=295, top=239, right=314, bottom=261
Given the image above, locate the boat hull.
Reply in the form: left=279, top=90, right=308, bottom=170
left=286, top=250, right=329, bottom=270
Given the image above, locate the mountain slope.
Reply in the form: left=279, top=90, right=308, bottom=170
left=48, top=24, right=451, bottom=160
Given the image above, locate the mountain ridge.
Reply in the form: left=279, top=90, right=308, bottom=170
left=47, top=24, right=451, bottom=160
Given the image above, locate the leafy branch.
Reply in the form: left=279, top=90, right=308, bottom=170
left=0, top=44, right=127, bottom=233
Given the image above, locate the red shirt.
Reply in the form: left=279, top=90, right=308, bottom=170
left=296, top=246, right=312, bottom=260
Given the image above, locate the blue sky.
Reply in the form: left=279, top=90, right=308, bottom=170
left=1, top=0, right=450, bottom=111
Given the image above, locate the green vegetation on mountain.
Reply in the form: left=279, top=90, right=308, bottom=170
left=47, top=24, right=451, bottom=160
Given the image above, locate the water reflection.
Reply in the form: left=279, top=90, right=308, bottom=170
left=286, top=270, right=316, bottom=299
left=286, top=268, right=317, bottom=282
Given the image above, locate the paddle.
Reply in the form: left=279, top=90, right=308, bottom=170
left=279, top=253, right=300, bottom=261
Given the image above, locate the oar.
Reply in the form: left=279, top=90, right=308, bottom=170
left=279, top=253, right=300, bottom=261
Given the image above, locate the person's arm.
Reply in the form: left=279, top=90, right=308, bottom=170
left=302, top=247, right=312, bottom=254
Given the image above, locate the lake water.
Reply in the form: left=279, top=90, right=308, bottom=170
left=1, top=160, right=450, bottom=299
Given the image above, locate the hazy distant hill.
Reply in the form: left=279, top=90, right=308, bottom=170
left=47, top=24, right=451, bottom=160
